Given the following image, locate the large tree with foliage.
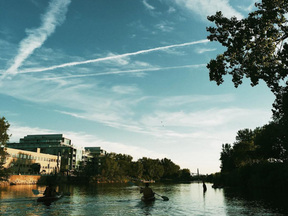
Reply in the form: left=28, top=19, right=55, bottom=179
left=0, top=117, right=11, bottom=181
left=207, top=0, right=288, bottom=92
left=160, top=158, right=180, bottom=179
left=207, top=0, right=288, bottom=157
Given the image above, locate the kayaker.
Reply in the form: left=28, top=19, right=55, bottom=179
left=140, top=183, right=155, bottom=199
left=43, top=184, right=57, bottom=197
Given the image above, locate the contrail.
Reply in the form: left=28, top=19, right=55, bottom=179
left=39, top=64, right=207, bottom=81
left=18, top=39, right=209, bottom=74
left=2, top=0, right=71, bottom=79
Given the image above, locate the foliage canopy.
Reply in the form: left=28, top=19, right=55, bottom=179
left=207, top=0, right=288, bottom=160
left=0, top=117, right=11, bottom=181
left=207, top=0, right=288, bottom=93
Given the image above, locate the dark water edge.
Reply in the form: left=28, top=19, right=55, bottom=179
left=223, top=186, right=288, bottom=215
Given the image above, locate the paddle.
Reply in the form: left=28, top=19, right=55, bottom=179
left=32, top=189, right=41, bottom=195
left=128, top=181, right=169, bottom=201
left=154, top=192, right=169, bottom=201
left=32, top=189, right=70, bottom=196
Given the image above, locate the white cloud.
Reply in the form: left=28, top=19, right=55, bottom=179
left=112, top=85, right=141, bottom=95
left=2, top=0, right=71, bottom=80
left=17, top=39, right=209, bottom=74
left=237, top=0, right=258, bottom=12
left=168, top=7, right=176, bottom=13
left=155, top=21, right=174, bottom=32
left=142, top=0, right=155, bottom=10
left=105, top=52, right=130, bottom=66
left=157, top=94, right=234, bottom=107
left=174, top=0, right=244, bottom=21
left=8, top=124, right=167, bottom=160
left=195, top=48, right=217, bottom=54
left=33, top=64, right=205, bottom=81
left=144, top=108, right=269, bottom=128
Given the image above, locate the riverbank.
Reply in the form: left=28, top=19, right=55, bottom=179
left=0, top=175, right=133, bottom=186
left=0, top=175, right=42, bottom=186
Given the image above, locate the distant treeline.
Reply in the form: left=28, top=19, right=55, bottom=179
left=77, top=153, right=193, bottom=183
left=208, top=124, right=288, bottom=191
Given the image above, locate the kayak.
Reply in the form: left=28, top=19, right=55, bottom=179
left=37, top=193, right=62, bottom=202
left=141, top=196, right=155, bottom=202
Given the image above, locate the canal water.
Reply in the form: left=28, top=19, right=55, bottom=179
left=0, top=183, right=287, bottom=215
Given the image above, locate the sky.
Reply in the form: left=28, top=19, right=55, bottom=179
left=0, top=0, right=275, bottom=174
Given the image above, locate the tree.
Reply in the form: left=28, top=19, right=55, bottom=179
left=0, top=117, right=10, bottom=147
left=220, top=128, right=263, bottom=173
left=233, top=129, right=258, bottom=167
left=179, top=169, right=192, bottom=181
left=206, top=0, right=288, bottom=156
left=130, top=161, right=143, bottom=179
left=254, top=122, right=285, bottom=161
left=161, top=158, right=180, bottom=179
left=100, top=154, right=120, bottom=179
left=138, top=157, right=164, bottom=180
left=0, top=117, right=11, bottom=181
left=220, top=143, right=235, bottom=173
left=114, top=153, right=133, bottom=176
left=207, top=0, right=288, bottom=93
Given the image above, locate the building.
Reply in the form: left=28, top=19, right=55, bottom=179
left=83, top=147, right=107, bottom=175
left=6, top=134, right=107, bottom=175
left=7, top=134, right=79, bottom=172
left=3, top=147, right=60, bottom=175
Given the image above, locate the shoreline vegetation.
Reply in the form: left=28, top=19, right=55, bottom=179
left=204, top=0, right=288, bottom=193
left=0, top=174, right=203, bottom=186
left=1, top=117, right=201, bottom=187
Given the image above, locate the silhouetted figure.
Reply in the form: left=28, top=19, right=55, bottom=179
left=140, top=183, right=155, bottom=200
left=43, top=184, right=57, bottom=197
left=203, top=180, right=207, bottom=192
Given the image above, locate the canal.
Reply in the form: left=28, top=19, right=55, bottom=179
left=0, top=183, right=287, bottom=215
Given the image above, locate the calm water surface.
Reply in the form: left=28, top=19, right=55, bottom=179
left=0, top=183, right=287, bottom=215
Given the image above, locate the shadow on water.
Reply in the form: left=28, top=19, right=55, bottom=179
left=135, top=200, right=155, bottom=216
left=223, top=187, right=288, bottom=215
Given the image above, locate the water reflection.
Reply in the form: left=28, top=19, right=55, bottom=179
left=1, top=183, right=287, bottom=215
left=223, top=187, right=287, bottom=216
left=135, top=200, right=155, bottom=215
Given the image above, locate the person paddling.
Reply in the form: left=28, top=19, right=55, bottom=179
left=43, top=184, right=57, bottom=197
left=140, top=183, right=155, bottom=200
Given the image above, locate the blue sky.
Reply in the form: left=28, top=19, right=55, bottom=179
left=0, top=0, right=275, bottom=174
